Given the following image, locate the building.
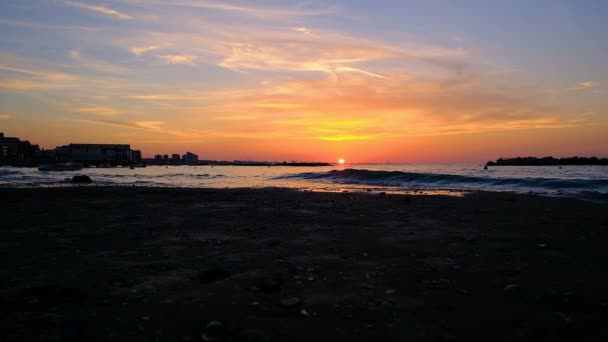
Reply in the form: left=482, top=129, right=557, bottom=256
left=130, top=150, right=142, bottom=163
left=154, top=154, right=163, bottom=162
left=163, top=154, right=169, bottom=162
left=69, top=144, right=131, bottom=165
left=0, top=132, right=39, bottom=160
left=0, top=133, right=18, bottom=159
left=182, top=152, right=199, bottom=165
left=171, top=153, right=181, bottom=163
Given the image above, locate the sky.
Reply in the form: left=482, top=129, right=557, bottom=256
left=0, top=0, right=606, bottom=162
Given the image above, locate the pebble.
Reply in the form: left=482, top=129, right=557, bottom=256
left=504, top=284, right=521, bottom=293
left=385, top=288, right=396, bottom=295
left=280, top=297, right=302, bottom=307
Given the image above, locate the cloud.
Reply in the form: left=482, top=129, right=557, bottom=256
left=121, top=94, right=195, bottom=100
left=0, top=54, right=78, bottom=91
left=0, top=114, right=10, bottom=119
left=68, top=50, right=125, bottom=74
left=185, top=72, right=583, bottom=141
left=82, top=118, right=197, bottom=137
left=0, top=19, right=102, bottom=32
left=575, top=81, right=599, bottom=90
left=130, top=45, right=161, bottom=56
left=63, top=1, right=132, bottom=20
left=157, top=54, right=198, bottom=65
left=72, top=105, right=121, bottom=116
left=123, top=0, right=334, bottom=19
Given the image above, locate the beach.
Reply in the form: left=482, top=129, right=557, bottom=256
left=1, top=187, right=607, bottom=341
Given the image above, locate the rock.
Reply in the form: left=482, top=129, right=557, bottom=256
left=201, top=321, right=225, bottom=342
left=196, top=268, right=231, bottom=284
left=70, top=175, right=93, bottom=184
left=299, top=308, right=311, bottom=316
left=503, top=284, right=521, bottom=293
left=280, top=297, right=301, bottom=307
left=385, top=288, right=396, bottom=295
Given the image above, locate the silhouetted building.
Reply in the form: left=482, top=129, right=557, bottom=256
left=0, top=132, right=39, bottom=160
left=130, top=150, right=142, bottom=163
left=163, top=154, right=169, bottom=162
left=69, top=144, right=131, bottom=164
left=171, top=154, right=181, bottom=163
left=182, top=152, right=199, bottom=165
left=154, top=154, right=163, bottom=162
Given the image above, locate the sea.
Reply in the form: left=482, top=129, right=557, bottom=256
left=1, top=163, right=607, bottom=201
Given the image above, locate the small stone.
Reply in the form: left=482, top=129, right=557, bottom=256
left=536, top=243, right=548, bottom=248
left=504, top=284, right=521, bottom=293
left=385, top=288, right=396, bottom=295
left=300, top=308, right=310, bottom=316
left=280, top=297, right=301, bottom=307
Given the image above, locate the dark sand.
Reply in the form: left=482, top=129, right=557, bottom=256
left=1, top=187, right=608, bottom=341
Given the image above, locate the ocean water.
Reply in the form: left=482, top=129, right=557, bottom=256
left=1, top=164, right=607, bottom=201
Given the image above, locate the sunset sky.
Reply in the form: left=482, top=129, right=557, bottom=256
left=0, top=0, right=606, bottom=162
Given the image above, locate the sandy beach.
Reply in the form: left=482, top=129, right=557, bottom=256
left=1, top=187, right=607, bottom=341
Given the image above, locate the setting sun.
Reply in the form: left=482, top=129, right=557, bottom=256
left=338, top=158, right=345, bottom=164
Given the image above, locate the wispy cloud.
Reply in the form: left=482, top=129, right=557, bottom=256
left=82, top=118, right=196, bottom=137
left=72, top=105, right=121, bottom=116
left=130, top=45, right=161, bottom=56
left=124, top=0, right=334, bottom=19
left=157, top=54, right=198, bottom=65
left=0, top=114, right=10, bottom=119
left=64, top=1, right=132, bottom=20
left=575, top=81, right=600, bottom=90
left=121, top=94, right=195, bottom=100
left=0, top=18, right=101, bottom=32
left=68, top=50, right=125, bottom=74
left=0, top=54, right=78, bottom=91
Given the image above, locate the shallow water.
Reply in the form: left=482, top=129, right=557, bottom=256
left=1, top=163, right=607, bottom=201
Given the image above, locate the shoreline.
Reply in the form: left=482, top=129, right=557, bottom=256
left=2, top=187, right=608, bottom=341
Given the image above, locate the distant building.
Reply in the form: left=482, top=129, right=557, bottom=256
left=183, top=152, right=199, bottom=165
left=154, top=154, right=163, bottom=162
left=130, top=150, right=142, bottom=163
left=163, top=154, right=169, bottom=162
left=0, top=132, right=39, bottom=160
left=171, top=153, right=181, bottom=163
left=69, top=144, right=131, bottom=165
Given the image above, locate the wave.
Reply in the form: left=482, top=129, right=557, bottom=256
left=0, top=168, right=20, bottom=177
left=277, top=168, right=608, bottom=191
left=91, top=173, right=224, bottom=179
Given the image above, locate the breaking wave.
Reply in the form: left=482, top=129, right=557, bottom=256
left=277, top=168, right=608, bottom=199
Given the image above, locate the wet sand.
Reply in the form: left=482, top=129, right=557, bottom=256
left=1, top=187, right=607, bottom=341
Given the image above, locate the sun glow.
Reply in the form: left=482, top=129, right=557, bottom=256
left=338, top=158, right=345, bottom=164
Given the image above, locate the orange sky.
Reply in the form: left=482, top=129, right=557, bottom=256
left=0, top=1, right=606, bottom=162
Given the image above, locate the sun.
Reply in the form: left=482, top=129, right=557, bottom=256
left=338, top=158, right=345, bottom=164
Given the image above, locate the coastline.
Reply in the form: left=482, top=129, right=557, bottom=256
left=2, top=187, right=607, bottom=341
